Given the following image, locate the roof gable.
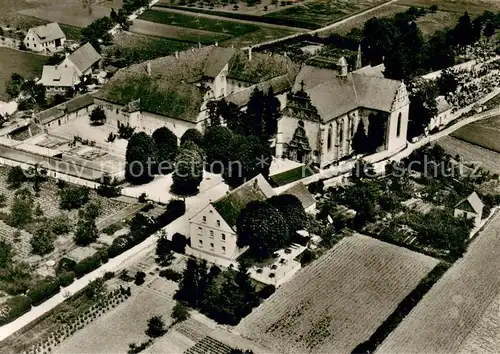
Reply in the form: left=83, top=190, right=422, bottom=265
left=203, top=47, right=235, bottom=79
left=282, top=182, right=315, bottom=209
left=67, top=43, right=101, bottom=73
left=39, top=64, right=79, bottom=87
left=455, top=192, right=483, bottom=214
left=212, top=174, right=275, bottom=228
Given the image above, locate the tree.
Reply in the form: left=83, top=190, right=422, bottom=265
left=204, top=125, right=233, bottom=173
left=351, top=119, right=370, bottom=155
left=171, top=301, right=190, bottom=323
left=484, top=21, right=496, bottom=37
left=74, top=217, right=98, bottom=246
left=223, top=135, right=272, bottom=187
left=423, top=29, right=455, bottom=71
left=454, top=12, right=474, bottom=47
left=407, top=78, right=439, bottom=139
left=146, top=315, right=167, bottom=338
left=175, top=258, right=209, bottom=308
left=126, top=132, right=157, bottom=184
left=7, top=166, right=27, bottom=189
left=268, top=194, right=306, bottom=232
left=236, top=201, right=289, bottom=259
left=30, top=225, right=56, bottom=255
left=8, top=192, right=32, bottom=228
left=0, top=240, right=13, bottom=268
left=180, top=128, right=204, bottom=148
left=436, top=69, right=459, bottom=97
left=172, top=147, right=203, bottom=196
left=155, top=232, right=174, bottom=266
left=86, top=277, right=107, bottom=302
left=46, top=53, right=65, bottom=66
left=58, top=186, right=90, bottom=210
left=89, top=106, right=106, bottom=125
left=362, top=18, right=399, bottom=65
left=152, top=127, right=178, bottom=173
left=243, top=88, right=281, bottom=141
left=5, top=73, right=24, bottom=98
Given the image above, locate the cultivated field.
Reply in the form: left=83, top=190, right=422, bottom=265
left=451, top=116, right=500, bottom=153
left=436, top=136, right=500, bottom=175
left=264, top=0, right=389, bottom=28
left=377, top=211, right=500, bottom=354
left=223, top=26, right=297, bottom=47
left=399, top=0, right=500, bottom=14
left=237, top=234, right=439, bottom=354
left=0, top=47, right=46, bottom=101
left=130, top=19, right=232, bottom=43
left=414, top=10, right=462, bottom=35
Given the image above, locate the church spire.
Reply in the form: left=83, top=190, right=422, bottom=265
left=355, top=44, right=362, bottom=70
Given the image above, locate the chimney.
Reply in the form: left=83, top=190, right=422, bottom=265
left=198, top=42, right=201, bottom=49
left=175, top=51, right=179, bottom=59
left=65, top=52, right=69, bottom=58
left=248, top=46, right=252, bottom=61
left=146, top=61, right=151, bottom=76
left=253, top=178, right=258, bottom=188
left=215, top=42, right=218, bottom=47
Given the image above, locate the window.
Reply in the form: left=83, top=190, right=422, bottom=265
left=210, top=230, right=214, bottom=238
left=221, top=233, right=226, bottom=241
left=327, top=124, right=333, bottom=151
left=198, top=240, right=203, bottom=247
left=216, top=220, right=220, bottom=227
left=396, top=112, right=402, bottom=137
left=210, top=243, right=214, bottom=250
left=202, top=216, right=206, bottom=223
left=222, top=246, right=226, bottom=254
left=198, top=227, right=202, bottom=234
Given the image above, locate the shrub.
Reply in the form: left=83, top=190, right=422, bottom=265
left=58, top=186, right=90, bottom=210
left=138, top=193, right=148, bottom=203
left=74, top=254, right=102, bottom=278
left=134, top=271, right=146, bottom=285
left=159, top=269, right=182, bottom=282
left=102, top=223, right=121, bottom=235
left=104, top=271, right=115, bottom=280
left=7, top=166, right=27, bottom=189
left=50, top=214, right=71, bottom=235
left=171, top=233, right=188, bottom=254
left=0, top=296, right=32, bottom=325
left=171, top=301, right=190, bottom=323
left=56, top=257, right=77, bottom=274
left=58, top=271, right=76, bottom=287
left=145, top=315, right=167, bottom=338
left=259, top=284, right=275, bottom=299
left=27, top=279, right=61, bottom=306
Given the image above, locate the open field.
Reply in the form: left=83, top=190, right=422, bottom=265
left=237, top=234, right=438, bottom=354
left=264, top=0, right=389, bottom=28
left=399, top=0, right=500, bottom=14
left=130, top=19, right=232, bottom=43
left=377, top=211, right=500, bottom=354
left=16, top=0, right=113, bottom=28
left=0, top=47, right=46, bottom=101
left=451, top=116, right=500, bottom=153
left=139, top=9, right=260, bottom=36
left=436, top=136, right=500, bottom=175
left=222, top=26, right=297, bottom=47
left=414, top=9, right=462, bottom=35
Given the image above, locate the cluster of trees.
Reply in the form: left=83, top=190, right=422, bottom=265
left=236, top=194, right=306, bottom=260
left=175, top=258, right=259, bottom=325
left=5, top=73, right=46, bottom=109
left=74, top=201, right=100, bottom=246
left=58, top=186, right=90, bottom=210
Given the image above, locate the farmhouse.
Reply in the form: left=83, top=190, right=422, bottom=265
left=276, top=58, right=410, bottom=169
left=39, top=43, right=101, bottom=94
left=188, top=174, right=275, bottom=266
left=23, top=23, right=66, bottom=53
left=454, top=191, right=484, bottom=228
left=93, top=45, right=298, bottom=138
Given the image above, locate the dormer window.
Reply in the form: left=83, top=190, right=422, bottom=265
left=202, top=216, right=206, bottom=223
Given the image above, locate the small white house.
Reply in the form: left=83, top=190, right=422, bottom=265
left=24, top=23, right=66, bottom=53
left=187, top=174, right=276, bottom=267
left=61, top=42, right=102, bottom=77
left=429, top=96, right=454, bottom=131
left=454, top=192, right=484, bottom=228
left=38, top=64, right=80, bottom=95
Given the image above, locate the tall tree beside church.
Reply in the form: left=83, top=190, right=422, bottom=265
left=125, top=132, right=157, bottom=184
left=362, top=18, right=399, bottom=65
left=367, top=113, right=387, bottom=152
left=385, top=21, right=424, bottom=80
left=239, top=88, right=281, bottom=142
left=407, top=79, right=439, bottom=139
left=351, top=119, right=370, bottom=155
left=175, top=258, right=209, bottom=308
left=453, top=12, right=474, bottom=47
left=204, top=125, right=233, bottom=173
left=152, top=127, right=178, bottom=171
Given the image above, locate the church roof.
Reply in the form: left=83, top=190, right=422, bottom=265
left=294, top=66, right=402, bottom=122
left=212, top=174, right=275, bottom=228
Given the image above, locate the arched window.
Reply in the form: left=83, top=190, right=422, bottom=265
left=327, top=124, right=333, bottom=150
left=396, top=112, right=402, bottom=137
left=338, top=119, right=344, bottom=145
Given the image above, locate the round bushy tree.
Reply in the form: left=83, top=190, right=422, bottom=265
left=204, top=125, right=233, bottom=173
left=180, top=128, right=204, bottom=148
left=236, top=201, right=289, bottom=259
left=31, top=226, right=56, bottom=256
left=125, top=132, right=157, bottom=184
left=172, top=147, right=203, bottom=196
left=268, top=194, right=306, bottom=232
left=152, top=127, right=178, bottom=173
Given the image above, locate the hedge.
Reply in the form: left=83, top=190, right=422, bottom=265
left=58, top=271, right=76, bottom=287
left=0, top=296, right=32, bottom=325
left=154, top=4, right=319, bottom=29
left=159, top=269, right=182, bottom=282
left=74, top=253, right=102, bottom=278
left=27, top=279, right=61, bottom=306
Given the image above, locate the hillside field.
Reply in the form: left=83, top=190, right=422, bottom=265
left=237, top=234, right=439, bottom=354
left=451, top=116, right=500, bottom=153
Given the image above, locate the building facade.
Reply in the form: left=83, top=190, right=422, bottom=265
left=24, top=23, right=66, bottom=53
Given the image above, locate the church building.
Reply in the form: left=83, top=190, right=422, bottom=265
left=275, top=57, right=410, bottom=169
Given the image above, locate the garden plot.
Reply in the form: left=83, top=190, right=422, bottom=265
left=451, top=116, right=500, bottom=154
left=237, top=234, right=439, bottom=354
left=264, top=0, right=389, bottom=28
left=377, top=212, right=500, bottom=354
left=0, top=47, right=46, bottom=101
left=436, top=136, right=500, bottom=175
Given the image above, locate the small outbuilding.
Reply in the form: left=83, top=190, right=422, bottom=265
left=454, top=192, right=484, bottom=228
left=281, top=181, right=316, bottom=213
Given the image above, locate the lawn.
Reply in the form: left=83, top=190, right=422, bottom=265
left=451, top=116, right=500, bottom=153
left=377, top=211, right=500, bottom=353
left=130, top=19, right=232, bottom=44
left=269, top=165, right=318, bottom=187
left=264, top=0, right=390, bottom=28
left=237, top=234, right=439, bottom=353
left=0, top=47, right=46, bottom=101
left=139, top=9, right=260, bottom=36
